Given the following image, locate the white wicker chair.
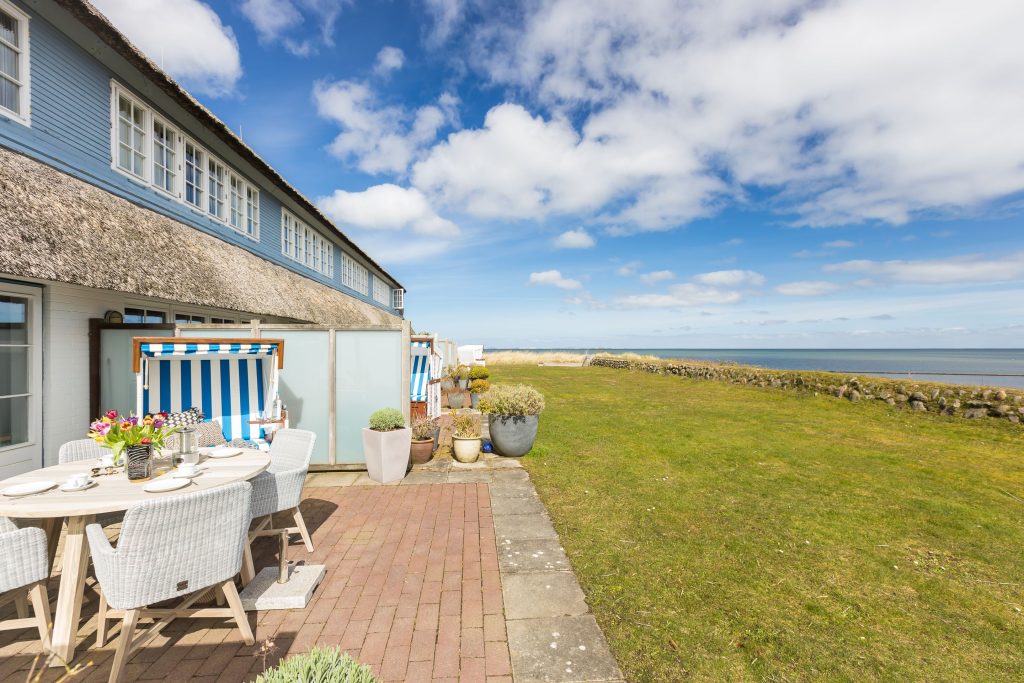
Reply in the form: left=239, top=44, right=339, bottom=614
left=87, top=482, right=254, bottom=683
left=241, top=429, right=316, bottom=585
left=0, top=517, right=52, bottom=652
left=58, top=438, right=106, bottom=464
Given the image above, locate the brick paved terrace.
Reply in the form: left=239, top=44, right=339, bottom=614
left=0, top=457, right=622, bottom=683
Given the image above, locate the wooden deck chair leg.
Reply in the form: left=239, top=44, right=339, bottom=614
left=221, top=581, right=254, bottom=646
left=108, top=609, right=139, bottom=683
left=15, top=594, right=28, bottom=619
left=28, top=583, right=51, bottom=652
left=96, top=592, right=109, bottom=648
left=241, top=541, right=255, bottom=587
left=292, top=507, right=314, bottom=552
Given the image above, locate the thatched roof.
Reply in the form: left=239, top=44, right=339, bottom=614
left=0, top=147, right=403, bottom=329
left=50, top=0, right=403, bottom=291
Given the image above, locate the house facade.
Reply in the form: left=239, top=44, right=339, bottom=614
left=0, top=0, right=406, bottom=477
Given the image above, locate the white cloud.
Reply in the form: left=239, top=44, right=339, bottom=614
left=528, top=270, right=583, bottom=290
left=92, top=0, right=241, bottom=97
left=639, top=270, right=675, bottom=285
left=241, top=0, right=302, bottom=43
left=825, top=252, right=1024, bottom=284
left=374, top=46, right=406, bottom=75
left=616, top=260, right=642, bottom=276
left=317, top=184, right=459, bottom=237
left=411, top=0, right=1024, bottom=231
left=314, top=80, right=455, bottom=174
left=692, top=270, right=765, bottom=287
left=553, top=229, right=595, bottom=249
left=424, top=0, right=466, bottom=44
left=240, top=0, right=350, bottom=55
left=823, top=240, right=856, bottom=249
left=775, top=281, right=841, bottom=296
left=615, top=283, right=743, bottom=308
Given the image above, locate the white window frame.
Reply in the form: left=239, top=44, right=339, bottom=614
left=151, top=115, right=179, bottom=197
left=0, top=0, right=30, bottom=126
left=245, top=184, right=260, bottom=239
left=372, top=277, right=390, bottom=306
left=183, top=137, right=205, bottom=211
left=207, top=155, right=226, bottom=220
left=392, top=288, right=404, bottom=309
left=111, top=84, right=149, bottom=182
left=281, top=207, right=333, bottom=277
left=342, top=253, right=369, bottom=295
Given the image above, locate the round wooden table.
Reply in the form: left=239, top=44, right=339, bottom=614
left=0, top=449, right=270, bottom=665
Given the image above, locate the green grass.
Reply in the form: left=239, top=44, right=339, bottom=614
left=492, top=365, right=1024, bottom=682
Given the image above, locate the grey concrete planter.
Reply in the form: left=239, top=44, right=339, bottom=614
left=362, top=427, right=412, bottom=483
left=488, top=414, right=539, bottom=457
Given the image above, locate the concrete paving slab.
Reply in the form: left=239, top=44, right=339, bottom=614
left=503, top=572, right=589, bottom=619
left=488, top=481, right=540, bottom=499
left=491, top=494, right=546, bottom=517
left=305, top=472, right=359, bottom=487
left=450, top=459, right=489, bottom=470
left=494, top=513, right=559, bottom=541
left=447, top=469, right=493, bottom=484
left=484, top=457, right=525, bottom=469
left=492, top=468, right=531, bottom=482
left=498, top=538, right=572, bottom=574
left=507, top=615, right=623, bottom=683
left=401, top=470, right=449, bottom=485
left=351, top=473, right=402, bottom=486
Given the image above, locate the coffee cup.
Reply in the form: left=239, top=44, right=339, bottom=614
left=177, top=462, right=198, bottom=477
left=66, top=473, right=89, bottom=489
left=99, top=454, right=114, bottom=468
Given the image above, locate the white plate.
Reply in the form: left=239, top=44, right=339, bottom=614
left=171, top=468, right=203, bottom=479
left=59, top=480, right=96, bottom=492
left=143, top=477, right=191, bottom=493
left=205, top=447, right=241, bottom=458
left=2, top=481, right=57, bottom=497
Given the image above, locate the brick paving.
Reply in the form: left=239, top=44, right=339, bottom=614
left=0, top=483, right=514, bottom=682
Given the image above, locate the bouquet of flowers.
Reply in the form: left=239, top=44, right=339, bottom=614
left=88, top=410, right=179, bottom=465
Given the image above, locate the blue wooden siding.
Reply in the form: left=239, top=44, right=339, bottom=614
left=0, top=1, right=400, bottom=315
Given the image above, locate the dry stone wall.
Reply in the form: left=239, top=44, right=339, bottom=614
left=589, top=357, right=1024, bottom=425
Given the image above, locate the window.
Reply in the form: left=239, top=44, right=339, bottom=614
left=207, top=157, right=225, bottom=219
left=115, top=91, right=147, bottom=179
left=152, top=118, right=177, bottom=194
left=281, top=208, right=332, bottom=276
left=372, top=277, right=390, bottom=306
left=123, top=308, right=166, bottom=324
left=0, top=1, right=29, bottom=125
left=342, top=253, right=368, bottom=295
left=245, top=185, right=259, bottom=237
left=183, top=140, right=204, bottom=209
left=392, top=288, right=404, bottom=309
left=228, top=174, right=243, bottom=231
left=210, top=317, right=235, bottom=324
left=174, top=313, right=205, bottom=324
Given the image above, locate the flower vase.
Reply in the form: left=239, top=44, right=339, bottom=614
left=125, top=444, right=152, bottom=481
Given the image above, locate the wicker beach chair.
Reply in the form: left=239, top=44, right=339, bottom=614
left=87, top=481, right=254, bottom=683
left=0, top=517, right=52, bottom=652
left=241, top=429, right=316, bottom=585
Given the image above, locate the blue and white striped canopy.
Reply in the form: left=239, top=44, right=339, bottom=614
left=139, top=342, right=279, bottom=358
left=410, top=340, right=431, bottom=402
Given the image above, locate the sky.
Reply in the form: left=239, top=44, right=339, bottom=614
left=91, top=0, right=1024, bottom=349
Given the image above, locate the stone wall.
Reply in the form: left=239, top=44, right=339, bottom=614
left=589, top=357, right=1024, bottom=424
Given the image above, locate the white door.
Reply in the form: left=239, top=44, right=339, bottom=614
left=0, top=283, right=42, bottom=478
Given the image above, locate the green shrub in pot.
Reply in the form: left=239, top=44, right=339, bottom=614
left=451, top=412, right=482, bottom=463
left=410, top=416, right=435, bottom=465
left=469, top=379, right=490, bottom=409
left=469, top=366, right=490, bottom=380
left=479, top=384, right=545, bottom=457
left=362, top=407, right=410, bottom=483
left=255, top=646, right=375, bottom=682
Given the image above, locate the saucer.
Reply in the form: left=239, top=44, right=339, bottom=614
left=59, top=480, right=97, bottom=492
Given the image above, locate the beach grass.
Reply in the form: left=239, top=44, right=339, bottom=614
left=486, top=350, right=660, bottom=365
left=492, top=364, right=1024, bottom=682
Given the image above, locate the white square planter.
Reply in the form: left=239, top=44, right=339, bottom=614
left=362, top=427, right=412, bottom=483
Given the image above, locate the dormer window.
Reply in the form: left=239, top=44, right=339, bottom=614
left=0, top=0, right=29, bottom=125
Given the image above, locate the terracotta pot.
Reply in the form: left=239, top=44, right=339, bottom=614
left=410, top=438, right=434, bottom=465
left=452, top=436, right=481, bottom=463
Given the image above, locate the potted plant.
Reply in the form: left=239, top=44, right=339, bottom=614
left=410, top=416, right=435, bottom=465
left=362, top=407, right=411, bottom=483
left=440, top=367, right=456, bottom=391
left=469, top=379, right=490, bottom=409
left=478, top=384, right=545, bottom=457
left=448, top=391, right=466, bottom=409
left=88, top=410, right=178, bottom=481
left=451, top=413, right=482, bottom=463
left=255, top=646, right=375, bottom=682
left=456, top=365, right=471, bottom=389
left=469, top=366, right=490, bottom=381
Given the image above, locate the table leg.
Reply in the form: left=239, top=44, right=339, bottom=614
left=41, top=516, right=62, bottom=575
left=48, top=514, right=94, bottom=667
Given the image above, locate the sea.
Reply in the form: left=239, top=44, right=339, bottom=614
left=493, top=349, right=1024, bottom=389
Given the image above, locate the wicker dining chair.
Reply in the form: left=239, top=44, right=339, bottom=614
left=0, top=517, right=52, bottom=652
left=58, top=438, right=106, bottom=464
left=87, top=481, right=254, bottom=683
left=241, top=429, right=316, bottom=585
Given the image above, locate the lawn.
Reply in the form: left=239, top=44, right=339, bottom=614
left=491, top=365, right=1024, bottom=682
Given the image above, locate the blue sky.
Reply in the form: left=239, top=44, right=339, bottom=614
left=95, top=0, right=1024, bottom=348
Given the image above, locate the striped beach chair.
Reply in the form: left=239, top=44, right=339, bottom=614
left=411, top=339, right=443, bottom=418
left=133, top=339, right=284, bottom=445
